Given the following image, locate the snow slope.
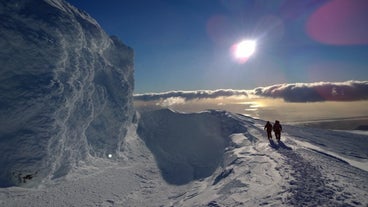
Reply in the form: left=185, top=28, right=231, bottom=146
left=0, top=0, right=134, bottom=187
left=1, top=109, right=367, bottom=207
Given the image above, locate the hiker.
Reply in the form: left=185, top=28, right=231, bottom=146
left=264, top=121, right=273, bottom=140
left=273, top=120, right=282, bottom=141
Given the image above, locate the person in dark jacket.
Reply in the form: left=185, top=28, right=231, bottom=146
left=264, top=121, right=273, bottom=140
left=273, top=120, right=282, bottom=141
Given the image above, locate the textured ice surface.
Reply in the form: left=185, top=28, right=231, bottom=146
left=0, top=0, right=134, bottom=187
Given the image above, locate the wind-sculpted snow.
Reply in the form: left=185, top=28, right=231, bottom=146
left=0, top=0, right=134, bottom=187
left=0, top=110, right=367, bottom=206
left=137, top=109, right=247, bottom=185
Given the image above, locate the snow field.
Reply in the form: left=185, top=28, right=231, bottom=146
left=1, top=109, right=367, bottom=206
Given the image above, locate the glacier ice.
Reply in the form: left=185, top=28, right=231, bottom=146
left=0, top=0, right=134, bottom=187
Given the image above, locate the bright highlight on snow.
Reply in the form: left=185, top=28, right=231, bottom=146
left=234, top=40, right=256, bottom=59
left=108, top=154, right=112, bottom=158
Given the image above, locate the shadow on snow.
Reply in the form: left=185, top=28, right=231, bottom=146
left=269, top=139, right=292, bottom=150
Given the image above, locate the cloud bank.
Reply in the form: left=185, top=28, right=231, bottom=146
left=254, top=80, right=368, bottom=102
left=134, top=80, right=368, bottom=103
left=134, top=89, right=249, bottom=102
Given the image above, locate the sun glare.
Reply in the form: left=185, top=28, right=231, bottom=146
left=232, top=39, right=256, bottom=63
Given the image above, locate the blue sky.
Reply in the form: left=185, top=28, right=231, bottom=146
left=66, top=0, right=368, bottom=94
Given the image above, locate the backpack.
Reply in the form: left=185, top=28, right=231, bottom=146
left=273, top=121, right=282, bottom=132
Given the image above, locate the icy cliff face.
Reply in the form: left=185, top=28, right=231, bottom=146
left=0, top=0, right=134, bottom=187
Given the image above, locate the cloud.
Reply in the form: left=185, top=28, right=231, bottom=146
left=134, top=80, right=368, bottom=103
left=134, top=89, right=249, bottom=102
left=157, top=97, right=186, bottom=107
left=253, top=80, right=368, bottom=102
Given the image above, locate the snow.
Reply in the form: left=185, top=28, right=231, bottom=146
left=337, top=130, right=368, bottom=136
left=137, top=109, right=246, bottom=185
left=1, top=109, right=367, bottom=206
left=1, top=0, right=368, bottom=206
left=292, top=138, right=368, bottom=172
left=0, top=0, right=134, bottom=187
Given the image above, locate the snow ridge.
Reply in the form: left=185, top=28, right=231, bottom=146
left=137, top=110, right=368, bottom=206
left=0, top=110, right=367, bottom=206
left=137, top=109, right=248, bottom=185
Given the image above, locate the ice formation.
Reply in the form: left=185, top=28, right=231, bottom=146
left=0, top=0, right=134, bottom=187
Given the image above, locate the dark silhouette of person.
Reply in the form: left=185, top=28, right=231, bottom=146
left=264, top=121, right=273, bottom=140
left=273, top=120, right=282, bottom=141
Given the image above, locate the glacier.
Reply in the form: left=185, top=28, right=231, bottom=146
left=0, top=0, right=134, bottom=187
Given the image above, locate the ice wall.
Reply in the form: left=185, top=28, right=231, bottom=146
left=0, top=0, right=134, bottom=187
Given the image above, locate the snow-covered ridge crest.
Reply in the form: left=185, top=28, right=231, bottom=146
left=0, top=0, right=134, bottom=187
left=136, top=109, right=368, bottom=206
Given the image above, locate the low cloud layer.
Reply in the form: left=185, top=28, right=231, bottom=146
left=134, top=89, right=249, bottom=102
left=254, top=80, right=368, bottom=102
left=134, top=80, right=368, bottom=103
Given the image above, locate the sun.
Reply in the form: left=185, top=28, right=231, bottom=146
left=232, top=39, right=257, bottom=63
left=235, top=40, right=256, bottom=58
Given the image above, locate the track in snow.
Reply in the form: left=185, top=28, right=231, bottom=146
left=264, top=134, right=367, bottom=207
left=271, top=139, right=336, bottom=206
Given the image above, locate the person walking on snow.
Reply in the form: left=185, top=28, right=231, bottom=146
left=273, top=120, right=282, bottom=141
left=264, top=121, right=273, bottom=140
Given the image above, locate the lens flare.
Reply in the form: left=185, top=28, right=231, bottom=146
left=307, top=0, right=368, bottom=45
left=231, top=39, right=256, bottom=63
